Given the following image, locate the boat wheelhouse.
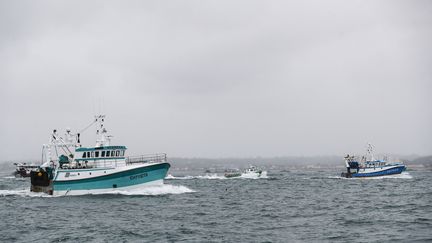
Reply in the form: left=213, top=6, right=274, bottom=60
left=67, top=146, right=127, bottom=169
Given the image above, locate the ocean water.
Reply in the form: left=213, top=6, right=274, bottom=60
left=0, top=165, right=431, bottom=242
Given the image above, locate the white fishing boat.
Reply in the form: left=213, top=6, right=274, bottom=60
left=224, top=165, right=265, bottom=178
left=30, top=115, right=170, bottom=196
left=341, top=144, right=406, bottom=178
left=13, top=163, right=39, bottom=178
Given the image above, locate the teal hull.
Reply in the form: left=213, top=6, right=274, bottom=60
left=53, top=163, right=170, bottom=192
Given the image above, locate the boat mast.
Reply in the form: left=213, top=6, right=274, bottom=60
left=95, top=115, right=111, bottom=147
left=366, top=143, right=375, bottom=161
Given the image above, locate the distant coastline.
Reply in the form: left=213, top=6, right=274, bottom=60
left=2, top=155, right=431, bottom=170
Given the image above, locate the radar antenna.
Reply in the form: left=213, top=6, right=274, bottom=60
left=366, top=143, right=375, bottom=161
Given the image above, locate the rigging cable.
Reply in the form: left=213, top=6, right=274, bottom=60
left=78, top=118, right=98, bottom=134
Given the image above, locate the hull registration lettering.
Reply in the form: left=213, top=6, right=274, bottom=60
left=130, top=173, right=148, bottom=180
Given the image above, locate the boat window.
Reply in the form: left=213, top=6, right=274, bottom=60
left=101, top=151, right=105, bottom=157
left=83, top=152, right=87, bottom=158
left=95, top=151, right=99, bottom=158
left=110, top=151, right=114, bottom=157
left=91, top=152, right=95, bottom=158
left=87, top=152, right=90, bottom=158
left=120, top=150, right=124, bottom=156
left=116, top=151, right=120, bottom=156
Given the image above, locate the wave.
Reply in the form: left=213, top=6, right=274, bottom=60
left=89, top=184, right=195, bottom=196
left=0, top=189, right=54, bottom=197
left=0, top=184, right=195, bottom=197
left=357, top=172, right=413, bottom=179
left=240, top=171, right=268, bottom=179
left=2, top=176, right=26, bottom=181
left=326, top=172, right=413, bottom=180
left=165, top=173, right=225, bottom=180
left=166, top=171, right=268, bottom=180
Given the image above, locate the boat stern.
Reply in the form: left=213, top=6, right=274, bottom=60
left=30, top=168, right=54, bottom=195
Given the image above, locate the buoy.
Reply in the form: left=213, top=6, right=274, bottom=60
left=38, top=172, right=42, bottom=177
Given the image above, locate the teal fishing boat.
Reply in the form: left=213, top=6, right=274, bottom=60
left=30, top=115, right=170, bottom=196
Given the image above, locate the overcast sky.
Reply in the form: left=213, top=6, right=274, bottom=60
left=0, top=0, right=431, bottom=160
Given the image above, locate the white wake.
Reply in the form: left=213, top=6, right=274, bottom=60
left=328, top=171, right=413, bottom=180
left=0, top=184, right=195, bottom=197
left=0, top=189, right=54, bottom=197
left=89, top=184, right=195, bottom=196
left=359, top=171, right=413, bottom=179
left=166, top=171, right=268, bottom=180
left=165, top=173, right=225, bottom=180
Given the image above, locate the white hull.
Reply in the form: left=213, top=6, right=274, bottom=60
left=52, top=179, right=164, bottom=196
left=54, top=163, right=159, bottom=182
left=357, top=165, right=401, bottom=174
left=241, top=171, right=267, bottom=178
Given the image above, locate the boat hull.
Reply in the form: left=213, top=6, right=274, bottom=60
left=52, top=162, right=170, bottom=195
left=342, top=165, right=406, bottom=178
left=53, top=179, right=164, bottom=196
left=30, top=162, right=170, bottom=196
left=224, top=172, right=242, bottom=178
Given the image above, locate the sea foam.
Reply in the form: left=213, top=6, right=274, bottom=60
left=0, top=184, right=195, bottom=197
left=166, top=171, right=268, bottom=180
left=326, top=171, right=413, bottom=180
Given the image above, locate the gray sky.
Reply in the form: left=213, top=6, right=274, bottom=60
left=1, top=0, right=431, bottom=160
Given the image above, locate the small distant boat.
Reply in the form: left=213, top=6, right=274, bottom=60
left=224, top=165, right=264, bottom=178
left=341, top=144, right=406, bottom=178
left=13, top=163, right=39, bottom=177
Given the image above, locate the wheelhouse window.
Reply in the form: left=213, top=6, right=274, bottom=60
left=111, top=151, right=115, bottom=157
left=116, top=151, right=120, bottom=157
left=101, top=151, right=105, bottom=157
left=91, top=152, right=95, bottom=158
left=95, top=151, right=99, bottom=157
left=87, top=152, right=90, bottom=158
left=120, top=150, right=125, bottom=156
left=83, top=152, right=87, bottom=158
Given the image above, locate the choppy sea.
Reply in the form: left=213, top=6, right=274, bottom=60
left=0, top=163, right=431, bottom=242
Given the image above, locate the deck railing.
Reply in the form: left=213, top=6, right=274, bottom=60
left=125, top=153, right=167, bottom=165
left=94, top=159, right=126, bottom=168
left=60, top=153, right=167, bottom=169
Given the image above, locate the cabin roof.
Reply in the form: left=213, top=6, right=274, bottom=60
left=76, top=146, right=127, bottom=152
